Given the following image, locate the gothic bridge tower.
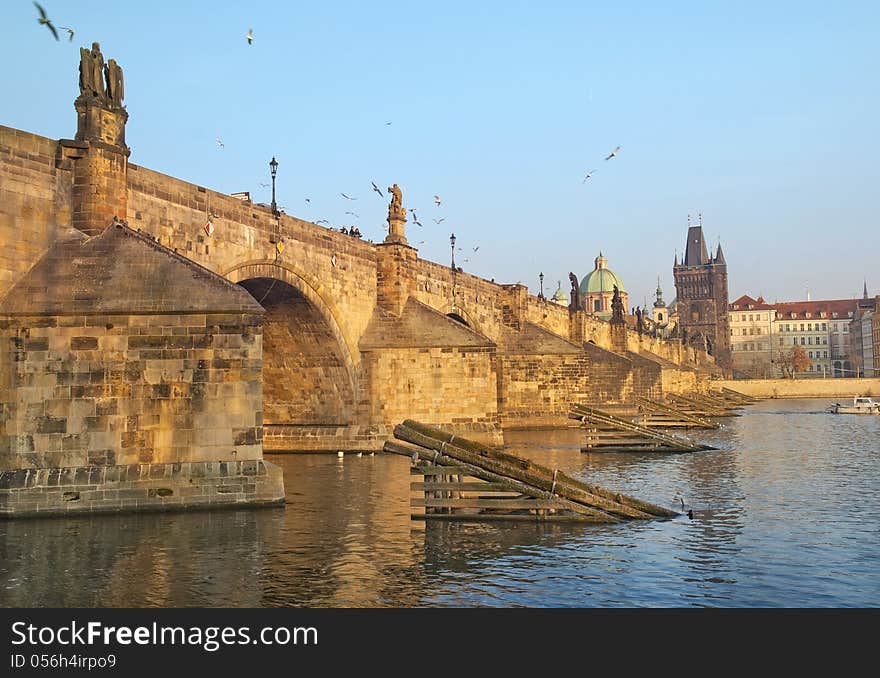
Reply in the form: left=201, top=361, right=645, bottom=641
left=672, top=214, right=731, bottom=369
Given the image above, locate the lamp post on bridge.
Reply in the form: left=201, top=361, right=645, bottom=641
left=269, top=156, right=279, bottom=217
left=539, top=271, right=545, bottom=300
left=450, top=233, right=456, bottom=270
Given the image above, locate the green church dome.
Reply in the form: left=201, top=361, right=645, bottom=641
left=579, top=253, right=626, bottom=295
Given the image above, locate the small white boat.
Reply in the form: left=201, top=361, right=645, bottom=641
left=826, top=396, right=880, bottom=415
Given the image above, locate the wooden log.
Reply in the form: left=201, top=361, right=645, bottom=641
left=384, top=441, right=624, bottom=522
left=411, top=481, right=512, bottom=491
left=390, top=429, right=675, bottom=519
left=410, top=513, right=613, bottom=523
left=635, top=397, right=720, bottom=429
left=570, top=405, right=712, bottom=452
left=413, top=498, right=572, bottom=510
left=410, top=466, right=475, bottom=476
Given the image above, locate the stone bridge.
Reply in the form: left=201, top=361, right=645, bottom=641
left=0, top=46, right=717, bottom=462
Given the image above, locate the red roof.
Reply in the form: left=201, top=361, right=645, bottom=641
left=730, top=294, right=774, bottom=311
left=729, top=295, right=862, bottom=319
left=772, top=298, right=858, bottom=320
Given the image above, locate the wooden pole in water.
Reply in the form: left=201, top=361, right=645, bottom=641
left=393, top=423, right=677, bottom=518
left=385, top=440, right=622, bottom=522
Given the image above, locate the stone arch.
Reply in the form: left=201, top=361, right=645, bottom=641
left=224, top=261, right=358, bottom=425
left=433, top=300, right=482, bottom=335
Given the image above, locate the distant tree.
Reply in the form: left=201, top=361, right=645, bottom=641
left=791, top=345, right=810, bottom=375
left=776, top=345, right=810, bottom=378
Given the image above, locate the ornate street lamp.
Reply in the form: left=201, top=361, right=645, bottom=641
left=539, top=271, right=545, bottom=300
left=269, top=156, right=279, bottom=217
left=450, top=232, right=456, bottom=269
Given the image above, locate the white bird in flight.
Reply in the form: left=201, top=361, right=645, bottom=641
left=604, top=146, right=621, bottom=161
left=216, top=138, right=224, bottom=149
left=341, top=193, right=357, bottom=200
left=582, top=169, right=596, bottom=183
left=246, top=28, right=254, bottom=45
left=433, top=195, right=442, bottom=206
left=371, top=181, right=384, bottom=197
left=432, top=218, right=445, bottom=224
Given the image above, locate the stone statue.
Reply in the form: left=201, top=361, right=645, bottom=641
left=635, top=306, right=643, bottom=335
left=387, top=183, right=405, bottom=221
left=611, top=285, right=624, bottom=324
left=568, top=272, right=580, bottom=311
left=104, top=58, right=124, bottom=107
left=78, top=42, right=106, bottom=101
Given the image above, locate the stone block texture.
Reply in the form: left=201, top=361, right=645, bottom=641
left=0, top=224, right=265, bottom=472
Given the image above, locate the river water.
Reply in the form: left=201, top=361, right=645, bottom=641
left=1, top=399, right=878, bottom=607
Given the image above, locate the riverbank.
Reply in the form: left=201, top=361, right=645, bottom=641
left=714, top=377, right=880, bottom=399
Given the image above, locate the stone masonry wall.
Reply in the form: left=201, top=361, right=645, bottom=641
left=126, top=163, right=378, bottom=370
left=0, top=127, right=72, bottom=293
left=359, top=346, right=499, bottom=427
left=0, top=312, right=262, bottom=472
left=0, top=459, right=284, bottom=518
left=499, top=353, right=596, bottom=423
left=582, top=342, right=636, bottom=403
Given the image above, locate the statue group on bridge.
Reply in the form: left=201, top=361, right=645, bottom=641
left=78, top=42, right=124, bottom=108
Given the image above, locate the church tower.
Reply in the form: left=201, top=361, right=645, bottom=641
left=652, top=277, right=669, bottom=330
left=672, top=214, right=731, bottom=369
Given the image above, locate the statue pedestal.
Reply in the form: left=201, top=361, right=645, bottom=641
left=384, top=214, right=407, bottom=245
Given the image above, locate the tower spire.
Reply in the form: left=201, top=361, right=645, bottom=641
left=864, top=279, right=869, bottom=299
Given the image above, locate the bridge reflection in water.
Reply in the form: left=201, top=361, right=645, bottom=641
left=1, top=400, right=877, bottom=607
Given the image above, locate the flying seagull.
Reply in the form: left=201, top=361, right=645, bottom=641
left=304, top=197, right=311, bottom=203
left=371, top=181, right=384, bottom=197
left=315, top=219, right=329, bottom=225
left=341, top=193, right=357, bottom=200
left=433, top=195, right=442, bottom=206
left=59, top=25, right=75, bottom=42
left=385, top=122, right=392, bottom=126
left=473, top=246, right=479, bottom=252
left=345, top=211, right=360, bottom=219
left=259, top=182, right=269, bottom=188
left=604, top=146, right=620, bottom=161
left=582, top=169, right=596, bottom=183
left=413, top=217, right=423, bottom=227
left=216, top=138, right=224, bottom=149
left=246, top=28, right=254, bottom=45
left=432, top=218, right=445, bottom=224
left=34, top=3, right=58, bottom=41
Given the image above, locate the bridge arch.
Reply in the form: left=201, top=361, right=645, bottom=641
left=224, top=261, right=358, bottom=426
left=436, top=300, right=482, bottom=335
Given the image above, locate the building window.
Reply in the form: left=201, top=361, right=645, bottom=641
left=808, top=365, right=813, bottom=371
left=824, top=351, right=828, bottom=358
left=741, top=314, right=746, bottom=322
left=757, top=327, right=762, bottom=334
left=822, top=323, right=827, bottom=331
left=800, top=324, right=804, bottom=331
left=823, top=337, right=827, bottom=344
left=809, top=351, right=813, bottom=358
left=801, top=337, right=805, bottom=345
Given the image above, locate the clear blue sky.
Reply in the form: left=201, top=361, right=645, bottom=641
left=3, top=1, right=877, bottom=305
